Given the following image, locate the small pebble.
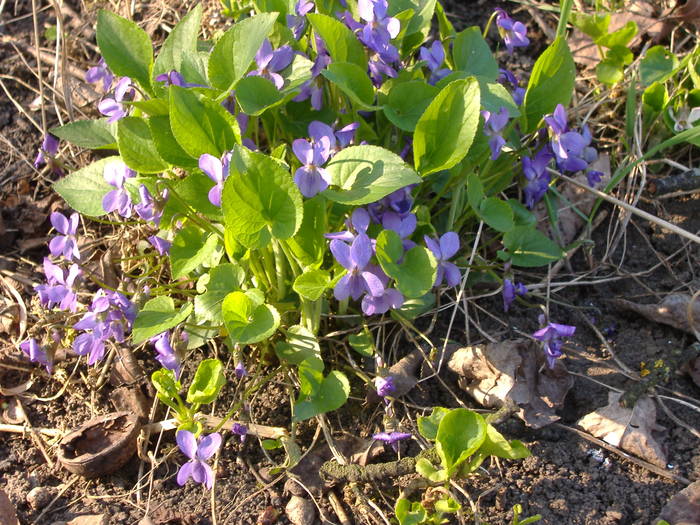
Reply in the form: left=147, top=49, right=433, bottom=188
left=285, top=495, right=316, bottom=525
left=27, top=486, right=54, bottom=508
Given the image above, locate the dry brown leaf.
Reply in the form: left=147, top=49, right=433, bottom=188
left=610, top=293, right=700, bottom=335
left=577, top=391, right=667, bottom=466
left=447, top=339, right=573, bottom=429
left=657, top=480, right=700, bottom=525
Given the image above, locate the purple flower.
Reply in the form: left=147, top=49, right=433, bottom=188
left=103, top=162, right=136, bottom=217
left=545, top=104, right=589, bottom=172
left=150, top=331, right=181, bottom=377
left=73, top=331, right=106, bottom=365
left=374, top=375, right=395, bottom=397
left=98, top=76, right=134, bottom=122
left=294, top=36, right=331, bottom=110
left=522, top=148, right=553, bottom=209
left=249, top=40, right=294, bottom=89
left=587, top=169, right=603, bottom=187
left=156, top=70, right=187, bottom=87
left=199, top=152, right=232, bottom=207
left=148, top=235, right=171, bottom=255
left=533, top=317, right=576, bottom=368
left=49, top=211, right=80, bottom=261
left=293, top=121, right=335, bottom=197
left=372, top=430, right=411, bottom=451
left=419, top=41, right=451, bottom=85
left=325, top=207, right=370, bottom=242
left=367, top=186, right=414, bottom=224
left=35, top=258, right=81, bottom=312
left=360, top=264, right=403, bottom=315
left=85, top=58, right=113, bottom=91
left=34, top=134, right=62, bottom=175
left=357, top=0, right=400, bottom=63
left=135, top=185, right=167, bottom=225
left=334, top=122, right=359, bottom=149
left=482, top=107, right=510, bottom=160
left=176, top=431, right=221, bottom=489
left=234, top=361, right=248, bottom=379
left=20, top=338, right=52, bottom=373
left=287, top=0, right=314, bottom=39
left=231, top=422, right=248, bottom=442
left=498, top=69, right=525, bottom=106
left=368, top=53, right=397, bottom=86
left=424, top=232, right=461, bottom=288
left=502, top=279, right=527, bottom=312
left=331, top=234, right=384, bottom=301
left=495, top=9, right=529, bottom=54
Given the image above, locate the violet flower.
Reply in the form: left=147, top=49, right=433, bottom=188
left=150, top=331, right=181, bottom=377
left=325, top=207, right=370, bottom=242
left=294, top=36, right=331, bottom=110
left=334, top=122, right=359, bottom=150
left=20, top=338, right=52, bottom=373
left=361, top=265, right=403, bottom=315
left=495, top=8, right=529, bottom=54
left=545, top=104, right=589, bottom=173
left=135, top=185, right=167, bottom=225
left=249, top=40, right=294, bottom=89
left=367, top=186, right=414, bottom=224
left=73, top=330, right=107, bottom=365
left=424, top=232, right=461, bottom=288
left=292, top=122, right=334, bottom=197
left=502, top=278, right=527, bottom=312
left=533, top=316, right=576, bottom=368
left=155, top=70, right=187, bottom=87
left=49, top=211, right=80, bottom=261
left=357, top=0, right=400, bottom=63
left=98, top=76, right=134, bottom=122
left=176, top=430, right=221, bottom=489
left=34, top=134, right=62, bottom=175
left=420, top=41, right=451, bottom=85
left=103, top=162, right=136, bottom=217
left=231, top=423, right=248, bottom=442
left=374, top=375, right=395, bottom=397
left=373, top=431, right=411, bottom=452
left=383, top=212, right=417, bottom=250
left=482, top=107, right=510, bottom=160
left=148, top=235, right=172, bottom=255
left=234, top=361, right=248, bottom=379
left=35, top=258, right=81, bottom=312
left=522, top=148, right=553, bottom=209
left=199, top=152, right=232, bottom=207
left=287, top=0, right=314, bottom=39
left=330, top=234, right=384, bottom=301
left=498, top=69, right=525, bottom=106
left=85, top=58, right=113, bottom=91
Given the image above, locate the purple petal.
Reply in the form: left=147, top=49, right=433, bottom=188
left=294, top=166, right=327, bottom=197
left=424, top=235, right=441, bottom=258
left=177, top=461, right=194, bottom=486
left=362, top=270, right=385, bottom=297
left=293, top=139, right=314, bottom=165
left=309, top=121, right=336, bottom=150
left=199, top=154, right=223, bottom=183
left=350, top=233, right=373, bottom=269
left=551, top=323, right=576, bottom=338
left=442, top=262, right=461, bottom=288
left=330, top=239, right=353, bottom=270
left=196, top=432, right=222, bottom=461
left=255, top=40, right=274, bottom=69
left=351, top=208, right=370, bottom=232
left=333, top=273, right=352, bottom=301
left=268, top=45, right=294, bottom=72
left=439, top=232, right=459, bottom=259
left=208, top=183, right=223, bottom=207
left=50, top=212, right=69, bottom=234
left=177, top=430, right=198, bottom=460
left=49, top=236, right=67, bottom=259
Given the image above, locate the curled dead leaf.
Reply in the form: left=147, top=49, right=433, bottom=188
left=610, top=293, right=700, bottom=335
left=447, top=339, right=573, bottom=429
left=366, top=348, right=423, bottom=402
left=657, top=480, right=700, bottom=525
left=577, top=392, right=667, bottom=467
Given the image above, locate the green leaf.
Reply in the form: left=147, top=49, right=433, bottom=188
left=132, top=296, right=193, bottom=344
left=170, top=226, right=220, bottom=279
left=275, top=325, right=323, bottom=371
left=148, top=115, right=198, bottom=168
left=414, top=78, right=481, bottom=176
left=186, top=358, right=226, bottom=404
left=434, top=496, right=460, bottom=513
left=153, top=5, right=202, bottom=79
left=293, top=269, right=330, bottom=301
left=479, top=197, right=514, bottom=232
left=375, top=230, right=437, bottom=298
left=480, top=80, right=520, bottom=118
left=222, top=290, right=280, bottom=344
left=52, top=156, right=118, bottom=217
left=348, top=328, right=374, bottom=357
left=235, top=76, right=284, bottom=116
left=415, top=458, right=449, bottom=482
left=129, top=98, right=170, bottom=116
left=208, top=13, right=278, bottom=90
left=417, top=406, right=450, bottom=441
left=169, top=85, right=239, bottom=158
left=287, top=196, right=327, bottom=266
left=395, top=498, right=427, bottom=525
left=307, top=13, right=367, bottom=69
left=293, top=369, right=349, bottom=421
left=383, top=81, right=439, bottom=132
left=322, top=62, right=375, bottom=108
left=508, top=199, right=537, bottom=227
left=435, top=408, right=486, bottom=472
left=522, top=37, right=575, bottom=132
left=640, top=45, right=679, bottom=86
left=641, top=81, right=668, bottom=112
left=50, top=119, right=116, bottom=149
left=96, top=10, right=153, bottom=91
left=323, top=145, right=422, bottom=205
left=163, top=172, right=223, bottom=223
left=453, top=26, right=499, bottom=81
left=151, top=368, right=180, bottom=399
left=222, top=147, right=303, bottom=249
left=194, top=263, right=246, bottom=323
left=500, top=226, right=564, bottom=267
left=597, top=20, right=637, bottom=48
left=570, top=12, right=609, bottom=40
left=465, top=424, right=530, bottom=472
left=117, top=117, right=168, bottom=173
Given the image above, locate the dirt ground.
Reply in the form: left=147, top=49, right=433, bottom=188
left=0, top=1, right=699, bottom=524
